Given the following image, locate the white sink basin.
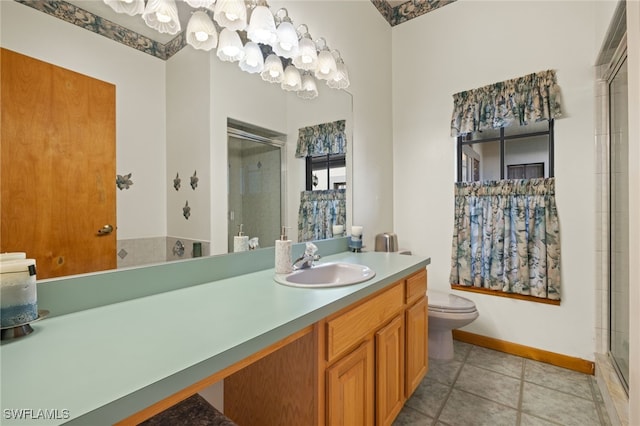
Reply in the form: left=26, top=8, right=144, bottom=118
left=274, top=262, right=376, bottom=288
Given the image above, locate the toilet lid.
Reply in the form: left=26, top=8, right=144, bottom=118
left=427, top=290, right=477, bottom=313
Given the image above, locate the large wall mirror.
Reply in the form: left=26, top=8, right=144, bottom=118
left=0, top=0, right=353, bottom=280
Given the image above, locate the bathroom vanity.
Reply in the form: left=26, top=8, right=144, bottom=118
left=0, top=241, right=429, bottom=426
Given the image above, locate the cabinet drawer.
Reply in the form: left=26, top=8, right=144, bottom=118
left=327, top=282, right=404, bottom=363
left=405, top=269, right=427, bottom=305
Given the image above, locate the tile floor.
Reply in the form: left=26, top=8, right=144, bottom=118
left=394, top=340, right=611, bottom=426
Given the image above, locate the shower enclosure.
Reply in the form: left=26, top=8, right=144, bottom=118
left=227, top=123, right=285, bottom=253
left=608, top=50, right=629, bottom=393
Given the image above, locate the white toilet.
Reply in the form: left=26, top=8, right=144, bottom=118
left=427, top=289, right=479, bottom=360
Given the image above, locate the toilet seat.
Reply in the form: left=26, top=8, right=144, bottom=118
left=427, top=290, right=477, bottom=313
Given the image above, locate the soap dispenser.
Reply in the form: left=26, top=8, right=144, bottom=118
left=233, top=224, right=249, bottom=253
left=275, top=226, right=292, bottom=274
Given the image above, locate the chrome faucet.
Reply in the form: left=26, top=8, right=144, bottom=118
left=293, top=242, right=320, bottom=270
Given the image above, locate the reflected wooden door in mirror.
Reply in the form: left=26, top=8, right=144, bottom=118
left=1, top=49, right=116, bottom=279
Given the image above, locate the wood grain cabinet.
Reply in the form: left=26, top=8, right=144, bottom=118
left=375, top=314, right=405, bottom=426
left=225, top=268, right=429, bottom=426
left=405, top=269, right=428, bottom=397
left=326, top=340, right=375, bottom=426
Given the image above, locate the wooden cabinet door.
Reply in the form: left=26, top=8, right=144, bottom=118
left=1, top=48, right=116, bottom=279
left=326, top=340, right=374, bottom=426
left=375, top=315, right=405, bottom=426
left=405, top=297, right=428, bottom=397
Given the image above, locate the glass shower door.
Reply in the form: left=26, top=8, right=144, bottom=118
left=609, top=55, right=629, bottom=393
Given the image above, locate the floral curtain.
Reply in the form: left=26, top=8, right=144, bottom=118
left=449, top=178, right=561, bottom=300
left=295, top=120, right=347, bottom=158
left=450, top=70, right=563, bottom=137
left=298, top=189, right=346, bottom=242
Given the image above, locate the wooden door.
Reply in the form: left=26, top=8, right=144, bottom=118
left=405, top=297, right=428, bottom=397
left=326, top=340, right=374, bottom=426
left=1, top=48, right=116, bottom=279
left=375, top=314, right=405, bottom=426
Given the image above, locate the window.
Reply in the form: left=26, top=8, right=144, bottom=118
left=306, top=154, right=346, bottom=191
left=507, top=163, right=544, bottom=179
left=456, top=120, right=554, bottom=182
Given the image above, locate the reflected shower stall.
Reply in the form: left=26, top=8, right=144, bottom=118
left=227, top=123, right=285, bottom=253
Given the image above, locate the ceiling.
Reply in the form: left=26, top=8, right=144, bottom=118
left=18, top=0, right=457, bottom=59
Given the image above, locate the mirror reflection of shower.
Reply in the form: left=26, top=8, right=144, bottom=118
left=227, top=120, right=286, bottom=253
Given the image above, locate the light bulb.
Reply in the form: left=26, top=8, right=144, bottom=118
left=280, top=42, right=293, bottom=51
left=225, top=12, right=238, bottom=21
left=195, top=31, right=208, bottom=42
left=302, top=55, right=312, bottom=64
left=270, top=69, right=279, bottom=78
left=156, top=11, right=171, bottom=23
left=247, top=57, right=258, bottom=67
left=223, top=46, right=240, bottom=56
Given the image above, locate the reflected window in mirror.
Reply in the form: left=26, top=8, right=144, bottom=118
left=456, top=119, right=554, bottom=182
left=305, top=154, right=346, bottom=191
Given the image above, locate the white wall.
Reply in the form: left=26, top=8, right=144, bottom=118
left=392, top=0, right=598, bottom=360
left=166, top=47, right=212, bottom=243
left=1, top=1, right=167, bottom=241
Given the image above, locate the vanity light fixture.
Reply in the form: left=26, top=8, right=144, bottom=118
left=246, top=3, right=277, bottom=45
left=292, top=25, right=318, bottom=72
left=213, top=0, right=248, bottom=32
left=281, top=65, right=302, bottom=91
left=261, top=54, right=284, bottom=83
left=217, top=28, right=245, bottom=62
left=327, top=50, right=350, bottom=89
left=103, top=0, right=144, bottom=16
left=272, top=9, right=298, bottom=59
left=314, top=38, right=337, bottom=81
left=105, top=0, right=351, bottom=99
left=186, top=11, right=218, bottom=51
left=297, top=72, right=318, bottom=100
left=142, top=0, right=181, bottom=35
left=239, top=42, right=265, bottom=73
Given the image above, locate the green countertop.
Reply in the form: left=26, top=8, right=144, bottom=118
left=1, top=250, right=429, bottom=425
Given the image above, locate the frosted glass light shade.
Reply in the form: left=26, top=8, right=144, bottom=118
left=239, top=42, right=264, bottom=74
left=214, top=0, right=247, bottom=31
left=103, top=0, right=144, bottom=16
left=184, top=0, right=216, bottom=8
left=273, top=21, right=299, bottom=58
left=292, top=37, right=318, bottom=71
left=327, top=60, right=350, bottom=89
left=281, top=65, right=302, bottom=91
left=298, top=73, right=318, bottom=99
left=315, top=50, right=337, bottom=81
left=142, top=0, right=181, bottom=34
left=217, top=28, right=245, bottom=62
left=246, top=5, right=276, bottom=45
left=261, top=54, right=284, bottom=83
left=186, top=11, right=218, bottom=51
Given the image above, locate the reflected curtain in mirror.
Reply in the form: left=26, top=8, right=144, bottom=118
left=449, top=178, right=561, bottom=300
left=295, top=119, right=347, bottom=157
left=450, top=70, right=563, bottom=137
left=298, top=189, right=346, bottom=242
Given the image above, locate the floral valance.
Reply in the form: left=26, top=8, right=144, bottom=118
left=295, top=120, right=347, bottom=158
left=450, top=70, right=563, bottom=137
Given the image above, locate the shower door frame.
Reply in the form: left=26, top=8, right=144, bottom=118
left=227, top=125, right=287, bottom=254
left=605, top=35, right=630, bottom=395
